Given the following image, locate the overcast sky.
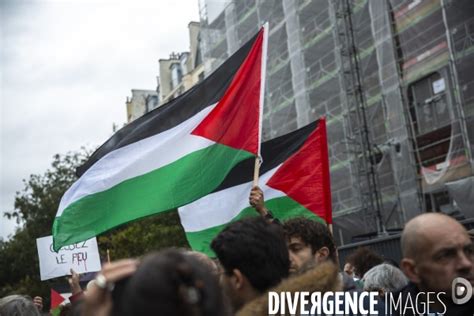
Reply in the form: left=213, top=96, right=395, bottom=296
left=0, top=0, right=202, bottom=240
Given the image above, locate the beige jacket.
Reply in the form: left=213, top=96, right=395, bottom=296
left=237, top=262, right=341, bottom=316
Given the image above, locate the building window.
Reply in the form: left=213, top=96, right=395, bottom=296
left=146, top=95, right=159, bottom=112
left=407, top=72, right=462, bottom=176
left=408, top=72, right=450, bottom=136
left=195, top=45, right=202, bottom=67
left=180, top=53, right=188, bottom=76
left=170, top=63, right=182, bottom=89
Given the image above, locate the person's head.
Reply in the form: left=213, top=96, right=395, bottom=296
left=346, top=246, right=383, bottom=278
left=211, top=216, right=289, bottom=311
left=186, top=250, right=218, bottom=275
left=363, top=263, right=408, bottom=297
left=400, top=213, right=474, bottom=295
left=282, top=217, right=337, bottom=274
left=0, top=295, right=41, bottom=316
left=120, top=248, right=229, bottom=316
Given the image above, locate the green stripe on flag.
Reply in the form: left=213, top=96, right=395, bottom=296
left=186, top=196, right=325, bottom=257
left=50, top=306, right=61, bottom=316
left=53, top=143, right=253, bottom=250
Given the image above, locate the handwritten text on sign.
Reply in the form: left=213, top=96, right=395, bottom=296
left=36, top=236, right=101, bottom=281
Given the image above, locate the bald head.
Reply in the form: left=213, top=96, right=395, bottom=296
left=400, top=212, right=474, bottom=298
left=401, top=213, right=468, bottom=260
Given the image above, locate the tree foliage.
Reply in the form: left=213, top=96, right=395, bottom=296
left=0, top=148, right=189, bottom=310
left=0, top=150, right=90, bottom=305
left=98, top=211, right=188, bottom=261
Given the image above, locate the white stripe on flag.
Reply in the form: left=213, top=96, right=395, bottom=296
left=178, top=165, right=284, bottom=232
left=57, top=105, right=216, bottom=216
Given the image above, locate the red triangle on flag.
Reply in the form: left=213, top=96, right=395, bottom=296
left=50, top=289, right=65, bottom=309
left=192, top=26, right=265, bottom=156
left=266, top=118, right=332, bottom=223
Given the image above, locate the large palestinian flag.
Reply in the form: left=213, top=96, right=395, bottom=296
left=52, top=25, right=268, bottom=251
left=179, top=118, right=332, bottom=256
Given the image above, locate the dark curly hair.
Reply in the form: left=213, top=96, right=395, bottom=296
left=346, top=246, right=383, bottom=278
left=283, top=217, right=337, bottom=264
left=211, top=216, right=290, bottom=292
left=118, top=249, right=230, bottom=316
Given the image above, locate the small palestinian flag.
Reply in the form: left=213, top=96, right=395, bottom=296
left=52, top=24, right=269, bottom=251
left=50, top=289, right=66, bottom=316
left=179, top=118, right=332, bottom=256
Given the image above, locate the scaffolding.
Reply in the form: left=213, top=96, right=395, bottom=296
left=198, top=0, right=474, bottom=244
left=333, top=0, right=386, bottom=235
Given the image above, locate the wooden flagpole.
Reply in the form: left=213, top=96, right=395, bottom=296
left=328, top=223, right=333, bottom=235
left=253, top=22, right=268, bottom=187
left=253, top=157, right=261, bottom=186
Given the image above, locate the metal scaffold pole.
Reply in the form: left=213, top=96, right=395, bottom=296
left=333, top=0, right=386, bottom=235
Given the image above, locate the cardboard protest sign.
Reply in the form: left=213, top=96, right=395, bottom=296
left=36, top=235, right=101, bottom=280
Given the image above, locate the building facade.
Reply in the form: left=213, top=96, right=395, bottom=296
left=126, top=89, right=159, bottom=123
left=158, top=21, right=205, bottom=104
left=198, top=0, right=474, bottom=244
left=126, top=21, right=204, bottom=123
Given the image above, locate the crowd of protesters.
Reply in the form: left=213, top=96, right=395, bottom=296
left=1, top=186, right=473, bottom=316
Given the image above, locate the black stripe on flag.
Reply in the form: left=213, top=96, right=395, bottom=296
left=212, top=119, right=320, bottom=192
left=77, top=33, right=259, bottom=177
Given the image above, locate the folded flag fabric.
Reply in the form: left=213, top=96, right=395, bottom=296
left=179, top=118, right=332, bottom=256
left=52, top=25, right=268, bottom=251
